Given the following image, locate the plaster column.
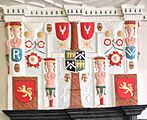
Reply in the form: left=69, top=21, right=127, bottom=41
left=70, top=22, right=82, bottom=108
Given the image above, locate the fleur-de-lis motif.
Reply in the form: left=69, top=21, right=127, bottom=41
left=59, top=25, right=66, bottom=35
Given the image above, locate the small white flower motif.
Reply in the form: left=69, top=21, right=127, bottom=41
left=116, top=39, right=123, bottom=46
left=25, top=40, right=33, bottom=48
left=104, top=38, right=111, bottom=46
left=37, top=41, right=45, bottom=48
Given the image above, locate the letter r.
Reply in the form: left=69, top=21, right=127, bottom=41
left=13, top=49, right=20, bottom=60
left=11, top=48, right=22, bottom=62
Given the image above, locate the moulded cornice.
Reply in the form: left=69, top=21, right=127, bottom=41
left=121, top=5, right=144, bottom=20
left=1, top=5, right=146, bottom=22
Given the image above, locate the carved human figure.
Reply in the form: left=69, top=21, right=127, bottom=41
left=94, top=57, right=106, bottom=106
left=44, top=58, right=56, bottom=107
left=125, top=23, right=136, bottom=60
left=5, top=22, right=22, bottom=74
left=6, top=22, right=22, bottom=53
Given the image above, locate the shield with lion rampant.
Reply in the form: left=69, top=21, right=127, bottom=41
left=114, top=74, right=137, bottom=106
left=13, top=77, right=38, bottom=110
left=14, top=80, right=35, bottom=103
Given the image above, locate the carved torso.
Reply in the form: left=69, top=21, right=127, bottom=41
left=125, top=36, right=136, bottom=47
left=45, top=72, right=55, bottom=88
left=95, top=71, right=106, bottom=86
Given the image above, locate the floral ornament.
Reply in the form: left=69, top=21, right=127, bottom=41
left=25, top=40, right=33, bottom=48
left=104, top=38, right=111, bottom=46
left=104, top=39, right=124, bottom=55
left=116, top=39, right=123, bottom=46
left=26, top=53, right=41, bottom=68
left=25, top=41, right=45, bottom=54
left=37, top=41, right=45, bottom=48
left=108, top=51, right=123, bottom=66
left=82, top=40, right=92, bottom=49
left=58, top=42, right=68, bottom=49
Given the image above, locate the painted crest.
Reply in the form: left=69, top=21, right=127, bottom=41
left=14, top=63, right=20, bottom=72
left=46, top=24, right=52, bottom=32
left=80, top=22, right=94, bottom=40
left=97, top=23, right=103, bottom=31
left=115, top=75, right=136, bottom=99
left=11, top=48, right=22, bottom=62
left=125, top=47, right=136, bottom=60
left=55, top=22, right=69, bottom=41
left=65, top=50, right=85, bottom=72
left=14, top=80, right=35, bottom=103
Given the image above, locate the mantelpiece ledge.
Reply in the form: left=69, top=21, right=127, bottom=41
left=3, top=105, right=147, bottom=120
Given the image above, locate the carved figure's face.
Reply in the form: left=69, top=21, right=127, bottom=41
left=95, top=61, right=105, bottom=71
left=12, top=27, right=21, bottom=36
left=98, top=62, right=104, bottom=69
left=45, top=62, right=53, bottom=71
left=126, top=26, right=133, bottom=35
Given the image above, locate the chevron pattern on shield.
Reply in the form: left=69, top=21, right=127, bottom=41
left=65, top=50, right=85, bottom=72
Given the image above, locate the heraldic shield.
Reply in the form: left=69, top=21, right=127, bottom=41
left=114, top=74, right=138, bottom=106
left=13, top=77, right=38, bottom=110
left=65, top=50, right=85, bottom=72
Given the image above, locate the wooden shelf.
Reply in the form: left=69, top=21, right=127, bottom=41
left=3, top=105, right=147, bottom=120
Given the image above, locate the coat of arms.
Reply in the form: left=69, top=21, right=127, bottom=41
left=114, top=74, right=137, bottom=106
left=65, top=50, right=85, bottom=72
left=80, top=22, right=94, bottom=40
left=14, top=80, right=35, bottom=103
left=80, top=22, right=94, bottom=49
left=13, top=77, right=38, bottom=110
left=55, top=22, right=69, bottom=41
left=55, top=22, right=69, bottom=49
